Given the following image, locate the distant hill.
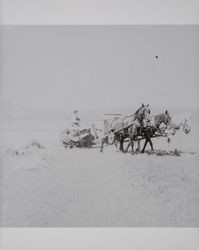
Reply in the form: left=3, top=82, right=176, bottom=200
left=0, top=102, right=198, bottom=124
left=81, top=106, right=199, bottom=124
left=0, top=102, right=70, bottom=121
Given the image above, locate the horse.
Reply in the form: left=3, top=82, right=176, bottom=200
left=125, top=110, right=172, bottom=154
left=100, top=103, right=151, bottom=152
left=99, top=116, right=122, bottom=152
left=118, top=104, right=151, bottom=153
left=164, top=113, right=191, bottom=143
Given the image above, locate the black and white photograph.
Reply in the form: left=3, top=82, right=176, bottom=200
left=1, top=1, right=199, bottom=249
left=0, top=24, right=199, bottom=228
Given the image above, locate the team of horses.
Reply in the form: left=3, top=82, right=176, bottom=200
left=60, top=103, right=191, bottom=153
left=100, top=103, right=191, bottom=154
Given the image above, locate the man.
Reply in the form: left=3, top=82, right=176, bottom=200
left=71, top=109, right=81, bottom=129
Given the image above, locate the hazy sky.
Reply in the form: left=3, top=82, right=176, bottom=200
left=1, top=0, right=199, bottom=25
left=1, top=25, right=199, bottom=110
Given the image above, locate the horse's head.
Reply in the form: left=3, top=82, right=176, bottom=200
left=135, top=103, right=151, bottom=126
left=164, top=114, right=191, bottom=143
left=171, top=113, right=191, bottom=135
left=181, top=117, right=191, bottom=134
left=155, top=110, right=172, bottom=131
left=163, top=110, right=172, bottom=126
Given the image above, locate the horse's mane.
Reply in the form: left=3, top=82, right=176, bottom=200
left=133, top=106, right=143, bottom=121
left=154, top=112, right=166, bottom=119
left=134, top=106, right=142, bottom=116
left=153, top=112, right=171, bottom=127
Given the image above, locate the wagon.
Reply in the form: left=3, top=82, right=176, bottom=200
left=60, top=128, right=96, bottom=148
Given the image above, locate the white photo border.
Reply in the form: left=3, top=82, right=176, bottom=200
left=0, top=1, right=199, bottom=250
left=1, top=0, right=199, bottom=25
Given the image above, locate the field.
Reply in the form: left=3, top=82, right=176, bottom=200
left=0, top=119, right=199, bottom=227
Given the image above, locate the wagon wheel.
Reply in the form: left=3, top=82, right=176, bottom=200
left=107, top=131, right=115, bottom=145
left=69, top=140, right=75, bottom=149
left=83, top=141, right=94, bottom=148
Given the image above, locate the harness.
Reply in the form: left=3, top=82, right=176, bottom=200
left=180, top=119, right=190, bottom=133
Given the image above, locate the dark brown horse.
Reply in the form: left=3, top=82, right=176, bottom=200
left=125, top=110, right=172, bottom=154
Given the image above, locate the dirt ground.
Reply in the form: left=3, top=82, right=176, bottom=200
left=0, top=120, right=199, bottom=227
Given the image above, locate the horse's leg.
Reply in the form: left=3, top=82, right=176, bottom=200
left=145, top=130, right=154, bottom=152
left=125, top=141, right=130, bottom=153
left=141, top=138, right=148, bottom=153
left=166, top=135, right=172, bottom=152
left=100, top=137, right=105, bottom=152
left=114, top=137, right=118, bottom=149
left=131, top=140, right=134, bottom=154
left=130, top=126, right=137, bottom=155
left=148, top=137, right=154, bottom=152
left=129, top=136, right=135, bottom=155
left=136, top=140, right=141, bottom=152
left=114, top=135, right=121, bottom=151
left=119, top=139, right=123, bottom=152
left=119, top=136, right=125, bottom=152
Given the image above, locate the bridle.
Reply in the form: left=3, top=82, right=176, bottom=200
left=152, top=113, right=171, bottom=131
left=180, top=119, right=191, bottom=134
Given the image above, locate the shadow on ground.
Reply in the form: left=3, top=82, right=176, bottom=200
left=143, top=149, right=196, bottom=157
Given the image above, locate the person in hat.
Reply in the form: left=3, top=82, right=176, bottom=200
left=71, top=109, right=81, bottom=128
